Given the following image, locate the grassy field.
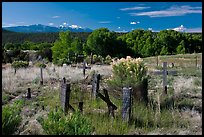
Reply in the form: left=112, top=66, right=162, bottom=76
left=2, top=53, right=202, bottom=135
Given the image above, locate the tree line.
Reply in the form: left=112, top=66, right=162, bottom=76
left=2, top=28, right=202, bottom=65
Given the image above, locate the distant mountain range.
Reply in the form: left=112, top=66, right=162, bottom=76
left=2, top=24, right=93, bottom=33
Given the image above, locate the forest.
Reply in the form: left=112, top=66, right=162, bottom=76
left=2, top=28, right=202, bottom=65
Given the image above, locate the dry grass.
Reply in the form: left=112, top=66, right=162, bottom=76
left=2, top=53, right=202, bottom=135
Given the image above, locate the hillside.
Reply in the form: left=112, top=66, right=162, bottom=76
left=2, top=29, right=92, bottom=44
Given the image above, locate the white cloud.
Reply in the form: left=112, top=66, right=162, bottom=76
left=120, top=6, right=150, bottom=11
left=118, top=27, right=121, bottom=29
left=98, top=21, right=111, bottom=24
left=172, top=25, right=186, bottom=32
left=130, top=22, right=137, bottom=25
left=168, top=25, right=202, bottom=33
left=130, top=5, right=202, bottom=17
left=48, top=22, right=54, bottom=26
left=116, top=17, right=121, bottom=19
left=130, top=21, right=140, bottom=25
left=52, top=16, right=60, bottom=18
left=59, top=25, right=64, bottom=28
left=148, top=28, right=153, bottom=31
left=69, top=24, right=82, bottom=29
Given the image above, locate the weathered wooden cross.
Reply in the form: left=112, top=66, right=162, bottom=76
left=82, top=60, right=91, bottom=78
left=97, top=89, right=117, bottom=118
left=150, top=62, right=177, bottom=94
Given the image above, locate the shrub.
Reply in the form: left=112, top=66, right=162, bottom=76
left=108, top=56, right=147, bottom=88
left=2, top=100, right=23, bottom=135
left=11, top=61, right=29, bottom=69
left=35, top=62, right=46, bottom=68
left=93, top=54, right=103, bottom=64
left=104, top=55, right=112, bottom=65
left=40, top=109, right=93, bottom=135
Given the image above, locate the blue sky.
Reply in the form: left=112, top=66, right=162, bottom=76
left=2, top=2, right=202, bottom=32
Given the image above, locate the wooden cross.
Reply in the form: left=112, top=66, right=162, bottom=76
left=97, top=89, right=117, bottom=118
left=149, top=62, right=177, bottom=94
left=82, top=60, right=91, bottom=78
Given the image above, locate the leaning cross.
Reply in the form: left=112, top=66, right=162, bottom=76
left=150, top=62, right=177, bottom=94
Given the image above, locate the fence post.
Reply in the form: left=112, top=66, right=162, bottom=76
left=83, top=60, right=86, bottom=78
left=40, top=67, right=43, bottom=85
left=27, top=88, right=31, bottom=99
left=78, top=102, right=83, bottom=113
left=163, top=62, right=167, bottom=94
left=92, top=74, right=100, bottom=98
left=90, top=52, right=93, bottom=64
left=157, top=56, right=159, bottom=66
left=14, top=68, right=16, bottom=75
left=60, top=78, right=71, bottom=113
left=122, top=87, right=132, bottom=122
left=195, top=56, right=197, bottom=67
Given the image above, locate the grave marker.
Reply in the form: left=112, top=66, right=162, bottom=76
left=195, top=56, right=197, bottom=67
left=40, top=67, right=43, bottom=85
left=60, top=78, right=71, bottom=113
left=156, top=56, right=159, bottom=66
left=149, top=62, right=177, bottom=94
left=97, top=89, right=117, bottom=118
left=82, top=60, right=91, bottom=78
left=90, top=52, right=93, bottom=64
left=27, top=88, right=31, bottom=99
left=122, top=87, right=132, bottom=122
left=92, top=74, right=100, bottom=98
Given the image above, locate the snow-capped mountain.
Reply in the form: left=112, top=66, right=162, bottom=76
left=2, top=24, right=93, bottom=33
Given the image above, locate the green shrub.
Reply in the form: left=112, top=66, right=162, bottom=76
left=11, top=61, right=29, bottom=69
left=2, top=100, right=23, bottom=135
left=40, top=109, right=93, bottom=135
left=93, top=54, right=103, bottom=64
left=104, top=55, right=112, bottom=65
left=108, top=56, right=147, bottom=88
left=35, top=62, right=46, bottom=68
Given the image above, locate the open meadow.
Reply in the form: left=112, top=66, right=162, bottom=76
left=2, top=53, right=202, bottom=135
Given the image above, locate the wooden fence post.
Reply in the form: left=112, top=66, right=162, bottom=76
left=83, top=61, right=86, bottom=78
left=90, top=52, right=93, bottom=64
left=157, top=56, right=159, bottom=66
left=40, top=67, right=43, bottom=85
left=92, top=74, right=100, bottom=98
left=60, top=78, right=71, bottom=113
left=78, top=102, right=83, bottom=113
left=163, top=62, right=167, bottom=94
left=122, top=87, right=132, bottom=122
left=195, top=56, right=197, bottom=67
left=27, top=88, right=31, bottom=99
left=14, top=68, right=16, bottom=75
left=78, top=89, right=84, bottom=113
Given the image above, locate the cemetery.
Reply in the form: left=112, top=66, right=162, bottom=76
left=2, top=53, right=202, bottom=135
